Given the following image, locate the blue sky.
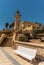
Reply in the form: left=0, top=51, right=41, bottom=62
left=0, top=0, right=44, bottom=29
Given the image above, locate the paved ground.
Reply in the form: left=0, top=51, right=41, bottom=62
left=0, top=47, right=44, bottom=65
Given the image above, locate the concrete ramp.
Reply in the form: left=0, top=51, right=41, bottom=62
left=0, top=34, right=6, bottom=45
left=1, top=37, right=12, bottom=47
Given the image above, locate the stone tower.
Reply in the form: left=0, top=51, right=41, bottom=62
left=14, top=10, right=21, bottom=30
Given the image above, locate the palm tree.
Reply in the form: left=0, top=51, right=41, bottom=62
left=34, top=22, right=39, bottom=24
left=5, top=22, right=9, bottom=29
left=3, top=28, right=5, bottom=30
left=9, top=22, right=14, bottom=28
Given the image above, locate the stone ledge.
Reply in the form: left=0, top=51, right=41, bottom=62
left=14, top=40, right=44, bottom=48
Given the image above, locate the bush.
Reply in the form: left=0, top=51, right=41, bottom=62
left=19, top=36, right=29, bottom=42
left=31, top=30, right=36, bottom=38
left=19, top=30, right=30, bottom=42
left=23, top=31, right=30, bottom=39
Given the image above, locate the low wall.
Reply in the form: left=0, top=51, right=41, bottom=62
left=13, top=41, right=44, bottom=60
left=0, top=30, right=13, bottom=37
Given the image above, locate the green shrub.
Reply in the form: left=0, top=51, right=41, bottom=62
left=19, top=30, right=30, bottom=42
left=19, top=36, right=29, bottom=42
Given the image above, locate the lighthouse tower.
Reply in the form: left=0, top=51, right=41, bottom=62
left=14, top=10, right=21, bottom=30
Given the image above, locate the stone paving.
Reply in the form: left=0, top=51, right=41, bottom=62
left=0, top=47, right=44, bottom=65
